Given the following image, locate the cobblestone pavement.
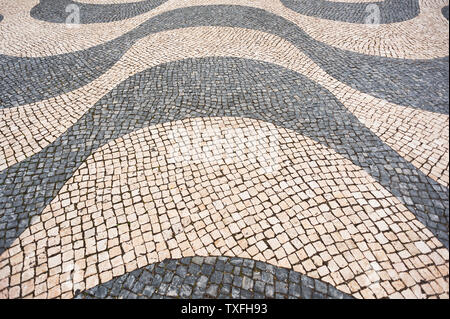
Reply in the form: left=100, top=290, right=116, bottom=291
left=0, top=0, right=448, bottom=299
left=75, top=256, right=353, bottom=299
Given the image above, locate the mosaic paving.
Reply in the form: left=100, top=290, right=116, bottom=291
left=75, top=257, right=354, bottom=299
left=0, top=0, right=448, bottom=300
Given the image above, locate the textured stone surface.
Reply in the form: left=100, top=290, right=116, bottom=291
left=280, top=0, right=420, bottom=23
left=1, top=57, right=447, bottom=255
left=0, top=0, right=448, bottom=300
left=74, top=257, right=353, bottom=299
left=31, top=0, right=168, bottom=23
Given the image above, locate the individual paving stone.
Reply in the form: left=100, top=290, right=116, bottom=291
left=201, top=264, right=214, bottom=276
left=223, top=273, right=233, bottom=285
left=176, top=265, right=188, bottom=278
left=205, top=284, right=219, bottom=298
left=315, top=280, right=328, bottom=295
left=188, top=263, right=201, bottom=277
left=31, top=0, right=168, bottom=24
left=183, top=275, right=196, bottom=287
left=179, top=285, right=192, bottom=298
left=275, top=268, right=289, bottom=282
left=75, top=257, right=353, bottom=299
left=280, top=0, right=420, bottom=24
left=241, top=290, right=253, bottom=299
left=260, top=270, right=275, bottom=285
left=162, top=272, right=174, bottom=283
left=289, top=271, right=301, bottom=284
left=242, top=267, right=252, bottom=277
left=301, top=286, right=313, bottom=299
left=289, top=283, right=301, bottom=298
left=275, top=281, right=289, bottom=295
left=233, top=276, right=243, bottom=289
left=1, top=57, right=447, bottom=255
left=254, top=281, right=265, bottom=294
left=210, top=271, right=223, bottom=284
left=265, top=285, right=275, bottom=298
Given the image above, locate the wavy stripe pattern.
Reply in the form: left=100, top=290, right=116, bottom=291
left=0, top=0, right=448, bottom=300
left=0, top=0, right=447, bottom=58
left=74, top=257, right=354, bottom=299
left=0, top=27, right=447, bottom=188
left=0, top=56, right=447, bottom=252
left=280, top=0, right=420, bottom=23
left=30, top=0, right=168, bottom=23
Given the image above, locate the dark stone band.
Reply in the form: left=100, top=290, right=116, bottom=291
left=30, top=0, right=168, bottom=24
left=74, top=256, right=354, bottom=299
left=280, top=0, right=420, bottom=24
